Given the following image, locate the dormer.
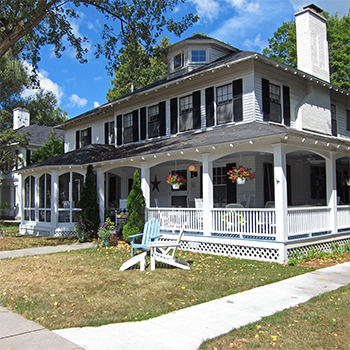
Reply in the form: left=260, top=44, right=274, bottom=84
left=166, top=34, right=237, bottom=79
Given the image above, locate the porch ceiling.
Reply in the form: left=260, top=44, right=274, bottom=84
left=19, top=121, right=350, bottom=171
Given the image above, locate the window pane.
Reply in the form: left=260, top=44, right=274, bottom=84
left=73, top=173, right=84, bottom=208
left=217, top=84, right=232, bottom=105
left=269, top=84, right=280, bottom=104
left=59, top=173, right=70, bottom=208
left=39, top=175, right=45, bottom=208
left=148, top=105, right=159, bottom=122
left=192, top=50, right=206, bottom=62
left=30, top=176, right=35, bottom=208
left=180, top=95, right=193, bottom=114
left=174, top=53, right=182, bottom=69
left=46, top=174, right=51, bottom=208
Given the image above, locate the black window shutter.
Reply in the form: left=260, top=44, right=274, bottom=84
left=159, top=101, right=166, bottom=136
left=133, top=110, right=139, bottom=142
left=283, top=85, right=290, bottom=126
left=192, top=90, right=201, bottom=130
left=87, top=127, right=92, bottom=144
left=205, top=87, right=214, bottom=127
left=170, top=98, right=178, bottom=134
left=233, top=79, right=243, bottom=122
left=104, top=122, right=109, bottom=144
left=117, top=115, right=122, bottom=145
left=76, top=130, right=80, bottom=149
left=262, top=78, right=270, bottom=121
left=140, top=107, right=146, bottom=140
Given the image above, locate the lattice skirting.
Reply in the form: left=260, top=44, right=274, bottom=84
left=179, top=240, right=280, bottom=262
left=287, top=236, right=350, bottom=260
left=54, top=230, right=77, bottom=237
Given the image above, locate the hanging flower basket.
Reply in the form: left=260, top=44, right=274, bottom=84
left=227, top=165, right=256, bottom=184
left=166, top=174, right=186, bottom=189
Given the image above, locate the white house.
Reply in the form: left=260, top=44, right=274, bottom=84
left=17, top=4, right=350, bottom=263
left=0, top=108, right=64, bottom=219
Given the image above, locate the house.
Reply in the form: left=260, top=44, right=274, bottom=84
left=17, top=4, right=350, bottom=263
left=0, top=107, right=64, bottom=219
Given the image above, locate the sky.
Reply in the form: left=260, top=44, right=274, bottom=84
left=23, top=0, right=350, bottom=120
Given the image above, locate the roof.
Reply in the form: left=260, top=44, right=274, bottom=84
left=16, top=125, right=64, bottom=145
left=20, top=121, right=349, bottom=171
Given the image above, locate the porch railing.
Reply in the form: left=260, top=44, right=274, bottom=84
left=287, top=206, right=331, bottom=239
left=337, top=205, right=350, bottom=231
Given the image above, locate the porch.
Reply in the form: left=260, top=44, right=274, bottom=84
left=147, top=205, right=350, bottom=264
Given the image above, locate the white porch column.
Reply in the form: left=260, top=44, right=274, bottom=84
left=140, top=162, right=150, bottom=209
left=96, top=168, right=104, bottom=224
left=273, top=143, right=288, bottom=244
left=202, top=153, right=213, bottom=236
left=326, top=152, right=337, bottom=234
left=51, top=170, right=58, bottom=228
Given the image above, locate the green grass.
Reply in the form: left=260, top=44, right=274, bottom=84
left=200, top=284, right=350, bottom=350
left=0, top=246, right=313, bottom=330
left=0, top=222, right=77, bottom=251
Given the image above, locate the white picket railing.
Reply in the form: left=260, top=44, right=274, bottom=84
left=148, top=206, right=349, bottom=242
left=287, top=206, right=330, bottom=238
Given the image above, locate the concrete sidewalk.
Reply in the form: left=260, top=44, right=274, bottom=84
left=55, top=261, right=350, bottom=350
left=1, top=243, right=349, bottom=350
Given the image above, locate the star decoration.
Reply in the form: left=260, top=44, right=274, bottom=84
left=151, top=175, right=162, bottom=192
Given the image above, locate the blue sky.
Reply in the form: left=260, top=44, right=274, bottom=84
left=23, top=0, right=349, bottom=119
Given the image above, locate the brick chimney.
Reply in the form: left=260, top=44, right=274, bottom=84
left=13, top=107, right=30, bottom=130
left=295, top=4, right=330, bottom=82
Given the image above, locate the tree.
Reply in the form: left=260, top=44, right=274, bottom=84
left=123, top=170, right=146, bottom=242
left=263, top=11, right=350, bottom=90
left=0, top=129, right=28, bottom=175
left=25, top=90, right=68, bottom=126
left=30, top=131, right=64, bottom=164
left=107, top=37, right=170, bottom=101
left=0, top=1, right=198, bottom=75
left=79, top=164, right=100, bottom=234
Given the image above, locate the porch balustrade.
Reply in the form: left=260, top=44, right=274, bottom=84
left=147, top=205, right=350, bottom=242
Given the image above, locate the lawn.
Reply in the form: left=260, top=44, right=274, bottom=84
left=0, top=222, right=77, bottom=251
left=0, top=245, right=314, bottom=330
left=200, top=284, right=350, bottom=350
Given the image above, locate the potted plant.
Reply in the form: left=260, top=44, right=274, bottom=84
left=98, top=217, right=115, bottom=247
left=227, top=165, right=256, bottom=185
left=343, top=173, right=350, bottom=186
left=166, top=174, right=186, bottom=189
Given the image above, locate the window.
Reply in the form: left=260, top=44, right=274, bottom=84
left=24, top=176, right=35, bottom=221
left=58, top=172, right=83, bottom=223
left=174, top=52, right=183, bottom=69
left=124, top=113, right=133, bottom=143
left=269, top=84, right=280, bottom=104
left=26, top=149, right=31, bottom=166
left=105, top=121, right=115, bottom=145
left=180, top=95, right=193, bottom=115
left=39, top=174, right=51, bottom=222
left=262, top=79, right=287, bottom=124
left=347, top=109, right=350, bottom=132
left=213, top=167, right=227, bottom=206
left=192, top=50, right=206, bottom=62
left=148, top=105, right=160, bottom=138
left=217, top=84, right=232, bottom=105
left=331, top=104, right=337, bottom=136
left=76, top=127, right=91, bottom=149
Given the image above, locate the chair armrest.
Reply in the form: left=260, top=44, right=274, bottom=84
left=151, top=242, right=180, bottom=248
left=129, top=233, right=143, bottom=243
left=150, top=234, right=162, bottom=241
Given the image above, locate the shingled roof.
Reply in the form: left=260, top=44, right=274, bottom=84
left=16, top=125, right=64, bottom=144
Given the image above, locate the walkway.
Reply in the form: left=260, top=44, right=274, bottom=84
left=0, top=243, right=349, bottom=350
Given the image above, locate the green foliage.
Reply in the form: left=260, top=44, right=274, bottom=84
left=107, top=37, right=170, bottom=101
left=30, top=131, right=64, bottom=164
left=0, top=1, right=198, bottom=76
left=79, top=165, right=100, bottom=234
left=74, top=218, right=93, bottom=243
left=0, top=128, right=28, bottom=175
left=263, top=11, right=350, bottom=90
left=122, top=170, right=146, bottom=242
left=25, top=90, right=68, bottom=126
left=0, top=201, right=10, bottom=217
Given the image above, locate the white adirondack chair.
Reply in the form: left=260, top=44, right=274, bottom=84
left=150, top=227, right=190, bottom=271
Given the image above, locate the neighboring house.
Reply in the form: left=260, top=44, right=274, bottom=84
left=17, top=5, right=350, bottom=263
left=0, top=108, right=64, bottom=219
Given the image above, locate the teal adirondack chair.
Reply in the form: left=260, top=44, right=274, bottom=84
left=129, top=218, right=161, bottom=257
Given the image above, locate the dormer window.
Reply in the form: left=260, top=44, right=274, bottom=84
left=192, top=50, right=206, bottom=62
left=174, top=52, right=183, bottom=69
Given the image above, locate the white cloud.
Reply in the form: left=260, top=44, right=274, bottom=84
left=242, top=33, right=267, bottom=51
left=189, top=0, right=221, bottom=22
left=69, top=94, right=88, bottom=108
left=93, top=101, right=100, bottom=108
left=22, top=65, right=64, bottom=105
left=93, top=76, right=103, bottom=81
left=225, top=0, right=259, bottom=12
